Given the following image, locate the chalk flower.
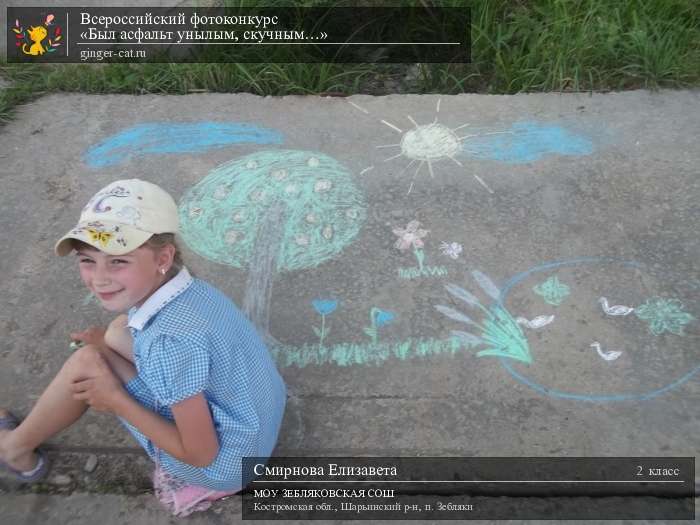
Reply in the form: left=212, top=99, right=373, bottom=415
left=374, top=309, right=395, bottom=327
left=634, top=297, right=694, bottom=336
left=364, top=307, right=396, bottom=344
left=312, top=299, right=338, bottom=348
left=393, top=220, right=429, bottom=251
left=440, top=241, right=463, bottom=259
left=312, top=299, right=338, bottom=316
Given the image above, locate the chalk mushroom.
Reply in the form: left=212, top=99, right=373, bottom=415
left=179, top=150, right=366, bottom=346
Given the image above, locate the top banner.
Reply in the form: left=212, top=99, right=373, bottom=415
left=7, top=7, right=471, bottom=63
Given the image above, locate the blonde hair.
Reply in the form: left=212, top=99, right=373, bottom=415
left=142, top=233, right=185, bottom=279
left=70, top=233, right=189, bottom=279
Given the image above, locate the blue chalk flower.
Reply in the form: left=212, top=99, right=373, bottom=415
left=364, top=307, right=396, bottom=345
left=375, top=309, right=395, bottom=327
left=312, top=299, right=338, bottom=316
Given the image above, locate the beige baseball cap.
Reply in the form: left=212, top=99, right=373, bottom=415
left=54, top=179, right=179, bottom=256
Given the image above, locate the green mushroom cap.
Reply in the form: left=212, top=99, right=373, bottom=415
left=179, top=150, right=367, bottom=272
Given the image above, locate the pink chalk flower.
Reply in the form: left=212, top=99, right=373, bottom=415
left=392, top=220, right=429, bottom=251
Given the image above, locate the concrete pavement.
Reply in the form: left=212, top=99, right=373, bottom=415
left=0, top=89, right=698, bottom=522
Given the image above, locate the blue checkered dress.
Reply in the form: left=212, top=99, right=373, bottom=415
left=118, top=267, right=286, bottom=491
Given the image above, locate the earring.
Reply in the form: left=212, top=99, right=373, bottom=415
left=160, top=268, right=166, bottom=275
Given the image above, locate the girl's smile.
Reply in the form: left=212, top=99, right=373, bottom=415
left=76, top=245, right=171, bottom=312
left=97, top=290, right=123, bottom=301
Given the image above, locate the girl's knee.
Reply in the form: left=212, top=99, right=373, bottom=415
left=65, top=344, right=103, bottom=372
left=73, top=343, right=101, bottom=359
left=75, top=343, right=137, bottom=385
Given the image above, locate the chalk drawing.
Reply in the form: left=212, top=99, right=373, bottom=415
left=393, top=220, right=448, bottom=279
left=363, top=307, right=395, bottom=345
left=350, top=99, right=508, bottom=194
left=83, top=122, right=284, bottom=167
left=179, top=150, right=366, bottom=340
left=634, top=297, right=694, bottom=336
left=393, top=219, right=428, bottom=251
left=398, top=265, right=449, bottom=280
left=463, top=121, right=594, bottom=164
left=473, top=269, right=501, bottom=301
left=599, top=297, right=635, bottom=316
left=436, top=271, right=532, bottom=364
left=312, top=299, right=338, bottom=348
left=533, top=275, right=570, bottom=306
left=498, top=257, right=699, bottom=402
left=266, top=254, right=695, bottom=402
left=349, top=99, right=594, bottom=194
left=270, top=336, right=465, bottom=368
left=590, top=341, right=622, bottom=361
left=516, top=315, right=555, bottom=329
left=439, top=241, right=463, bottom=259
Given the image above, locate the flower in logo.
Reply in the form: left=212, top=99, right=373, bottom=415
left=634, top=297, right=694, bottom=336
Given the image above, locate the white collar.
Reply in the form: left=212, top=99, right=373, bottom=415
left=127, top=267, right=193, bottom=331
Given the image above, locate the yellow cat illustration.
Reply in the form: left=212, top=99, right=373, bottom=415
left=22, top=25, right=48, bottom=56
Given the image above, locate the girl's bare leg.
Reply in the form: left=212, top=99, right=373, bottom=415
left=0, top=343, right=137, bottom=472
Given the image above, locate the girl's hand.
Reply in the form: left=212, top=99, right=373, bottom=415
left=70, top=326, right=106, bottom=347
left=71, top=353, right=127, bottom=413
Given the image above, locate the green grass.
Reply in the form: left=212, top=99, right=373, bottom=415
left=270, top=337, right=467, bottom=367
left=2, top=0, right=699, bottom=123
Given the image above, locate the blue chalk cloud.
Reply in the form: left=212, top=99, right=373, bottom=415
left=84, top=122, right=285, bottom=167
left=462, top=121, right=594, bottom=163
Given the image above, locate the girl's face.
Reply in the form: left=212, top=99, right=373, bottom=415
left=76, top=245, right=171, bottom=312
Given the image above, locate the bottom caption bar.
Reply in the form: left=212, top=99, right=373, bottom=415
left=241, top=457, right=695, bottom=520
left=243, top=494, right=693, bottom=520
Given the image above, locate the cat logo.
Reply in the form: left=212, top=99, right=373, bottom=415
left=11, top=14, right=62, bottom=57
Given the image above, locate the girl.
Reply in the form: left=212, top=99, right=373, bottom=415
left=0, top=179, right=287, bottom=517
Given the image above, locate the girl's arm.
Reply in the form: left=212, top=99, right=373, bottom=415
left=114, top=392, right=220, bottom=468
left=103, top=314, right=135, bottom=363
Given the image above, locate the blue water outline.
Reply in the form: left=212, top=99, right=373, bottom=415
left=496, top=257, right=699, bottom=402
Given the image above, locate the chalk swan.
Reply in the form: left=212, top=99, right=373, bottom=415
left=515, top=315, right=555, bottom=329
left=599, top=297, right=634, bottom=316
left=590, top=341, right=622, bottom=361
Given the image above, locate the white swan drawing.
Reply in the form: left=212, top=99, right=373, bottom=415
left=599, top=297, right=635, bottom=316
left=515, top=315, right=555, bottom=329
left=590, top=341, right=622, bottom=361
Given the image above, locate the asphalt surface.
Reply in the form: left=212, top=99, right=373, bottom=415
left=0, top=82, right=698, bottom=522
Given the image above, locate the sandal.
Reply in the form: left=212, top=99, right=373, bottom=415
left=0, top=411, right=50, bottom=483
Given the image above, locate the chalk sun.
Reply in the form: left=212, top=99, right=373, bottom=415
left=349, top=98, right=510, bottom=194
